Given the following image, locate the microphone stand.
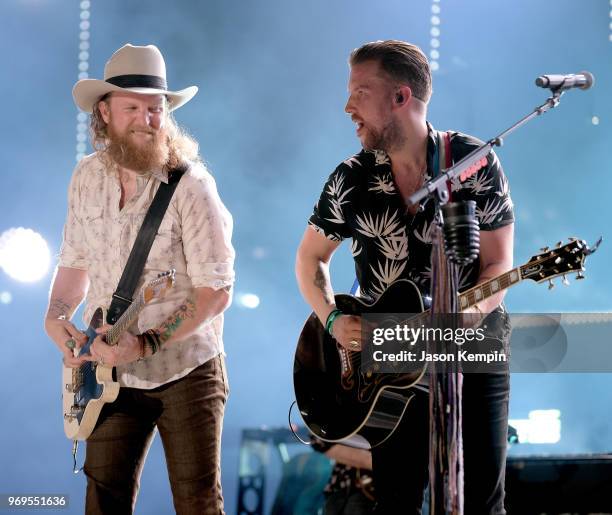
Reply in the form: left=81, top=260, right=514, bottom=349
left=407, top=88, right=564, bottom=209
left=412, top=87, right=566, bottom=515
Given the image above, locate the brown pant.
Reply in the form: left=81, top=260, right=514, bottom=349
left=83, top=355, right=229, bottom=515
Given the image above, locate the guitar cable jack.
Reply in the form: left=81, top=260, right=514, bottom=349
left=72, top=440, right=83, bottom=474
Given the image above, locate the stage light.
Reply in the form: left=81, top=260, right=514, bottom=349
left=0, top=292, right=12, bottom=304
left=591, top=116, right=600, bottom=125
left=509, top=409, right=561, bottom=444
left=75, top=0, right=92, bottom=162
left=0, top=228, right=51, bottom=283
left=238, top=293, right=260, bottom=309
left=429, top=0, right=442, bottom=72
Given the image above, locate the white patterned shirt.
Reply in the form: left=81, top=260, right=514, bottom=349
left=58, top=153, right=235, bottom=388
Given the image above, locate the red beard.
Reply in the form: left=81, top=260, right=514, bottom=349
left=106, top=124, right=170, bottom=173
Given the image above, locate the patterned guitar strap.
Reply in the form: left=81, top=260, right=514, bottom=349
left=428, top=130, right=464, bottom=515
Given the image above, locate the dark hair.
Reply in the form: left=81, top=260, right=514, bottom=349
left=349, top=40, right=432, bottom=103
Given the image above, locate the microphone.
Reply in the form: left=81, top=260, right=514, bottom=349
left=441, top=201, right=480, bottom=266
left=535, top=71, right=594, bottom=91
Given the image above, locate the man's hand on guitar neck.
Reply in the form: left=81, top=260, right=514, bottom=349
left=86, top=325, right=142, bottom=367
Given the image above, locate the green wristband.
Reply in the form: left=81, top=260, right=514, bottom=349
left=325, top=309, right=343, bottom=335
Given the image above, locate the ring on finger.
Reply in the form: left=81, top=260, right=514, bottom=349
left=349, top=340, right=360, bottom=350
left=65, top=338, right=76, bottom=350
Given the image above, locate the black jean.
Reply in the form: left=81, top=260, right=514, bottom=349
left=325, top=489, right=376, bottom=515
left=83, top=354, right=229, bottom=515
left=371, top=370, right=510, bottom=514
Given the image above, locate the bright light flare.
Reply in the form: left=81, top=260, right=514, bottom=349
left=0, top=228, right=51, bottom=283
left=238, top=293, right=260, bottom=309
left=510, top=409, right=561, bottom=444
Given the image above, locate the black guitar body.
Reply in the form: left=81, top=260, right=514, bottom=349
left=293, top=238, right=599, bottom=448
left=293, top=279, right=427, bottom=449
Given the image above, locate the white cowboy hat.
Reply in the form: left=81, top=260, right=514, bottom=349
left=72, top=43, right=198, bottom=113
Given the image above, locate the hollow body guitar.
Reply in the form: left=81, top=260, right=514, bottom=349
left=293, top=238, right=599, bottom=448
left=62, top=270, right=175, bottom=441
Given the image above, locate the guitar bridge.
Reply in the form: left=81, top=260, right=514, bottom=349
left=64, top=404, right=83, bottom=421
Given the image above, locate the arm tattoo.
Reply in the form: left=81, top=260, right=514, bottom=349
left=156, top=296, right=197, bottom=346
left=314, top=265, right=334, bottom=305
left=46, top=298, right=76, bottom=320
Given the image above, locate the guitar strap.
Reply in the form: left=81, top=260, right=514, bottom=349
left=434, top=130, right=453, bottom=197
left=106, top=165, right=186, bottom=325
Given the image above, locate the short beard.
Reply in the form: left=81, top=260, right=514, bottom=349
left=363, top=116, right=403, bottom=153
left=106, top=124, right=170, bottom=173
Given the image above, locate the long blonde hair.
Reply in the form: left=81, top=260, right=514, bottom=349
left=89, top=93, right=201, bottom=170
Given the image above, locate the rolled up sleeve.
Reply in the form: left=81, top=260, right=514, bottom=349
left=178, top=167, right=235, bottom=290
left=58, top=163, right=88, bottom=270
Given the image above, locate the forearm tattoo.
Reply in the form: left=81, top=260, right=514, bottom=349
left=47, top=298, right=76, bottom=320
left=314, top=265, right=334, bottom=305
left=156, top=296, right=197, bottom=346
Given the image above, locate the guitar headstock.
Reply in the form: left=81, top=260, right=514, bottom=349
left=142, top=269, right=176, bottom=304
left=521, top=237, right=602, bottom=288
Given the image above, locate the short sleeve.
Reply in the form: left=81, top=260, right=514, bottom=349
left=308, top=167, right=353, bottom=242
left=58, top=162, right=88, bottom=270
left=450, top=135, right=515, bottom=232
left=178, top=166, right=235, bottom=290
left=473, top=151, right=514, bottom=231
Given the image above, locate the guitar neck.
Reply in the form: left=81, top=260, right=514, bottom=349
left=106, top=294, right=145, bottom=345
left=458, top=266, right=523, bottom=311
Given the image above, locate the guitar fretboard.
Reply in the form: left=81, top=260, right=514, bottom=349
left=459, top=266, right=522, bottom=310
left=106, top=294, right=145, bottom=345
left=393, top=266, right=525, bottom=330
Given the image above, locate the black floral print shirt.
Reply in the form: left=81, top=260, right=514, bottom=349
left=309, top=123, right=514, bottom=300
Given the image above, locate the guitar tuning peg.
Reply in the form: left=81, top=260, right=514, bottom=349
left=548, top=280, right=555, bottom=290
left=576, top=271, right=585, bottom=280
left=540, top=246, right=550, bottom=253
left=562, top=275, right=570, bottom=286
left=556, top=241, right=563, bottom=248
left=568, top=236, right=577, bottom=242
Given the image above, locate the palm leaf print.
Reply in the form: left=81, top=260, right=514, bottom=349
left=368, top=173, right=396, bottom=195
left=324, top=173, right=355, bottom=225
left=355, top=208, right=402, bottom=238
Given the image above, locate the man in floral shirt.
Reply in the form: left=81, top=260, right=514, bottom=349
left=45, top=44, right=234, bottom=514
left=296, top=40, right=513, bottom=514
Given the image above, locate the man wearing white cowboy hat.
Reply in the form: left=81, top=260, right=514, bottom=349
left=44, top=43, right=235, bottom=514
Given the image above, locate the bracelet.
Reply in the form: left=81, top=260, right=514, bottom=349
left=325, top=309, right=343, bottom=336
left=146, top=330, right=163, bottom=355
left=136, top=335, right=146, bottom=362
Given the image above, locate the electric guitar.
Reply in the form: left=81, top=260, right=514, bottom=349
left=293, top=238, right=600, bottom=449
left=62, top=270, right=175, bottom=441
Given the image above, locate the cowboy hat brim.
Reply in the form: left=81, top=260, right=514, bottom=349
left=72, top=79, right=198, bottom=113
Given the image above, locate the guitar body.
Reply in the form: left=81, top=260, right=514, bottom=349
left=293, top=279, right=427, bottom=449
left=293, top=238, right=599, bottom=449
left=60, top=270, right=175, bottom=441
left=62, top=307, right=120, bottom=441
